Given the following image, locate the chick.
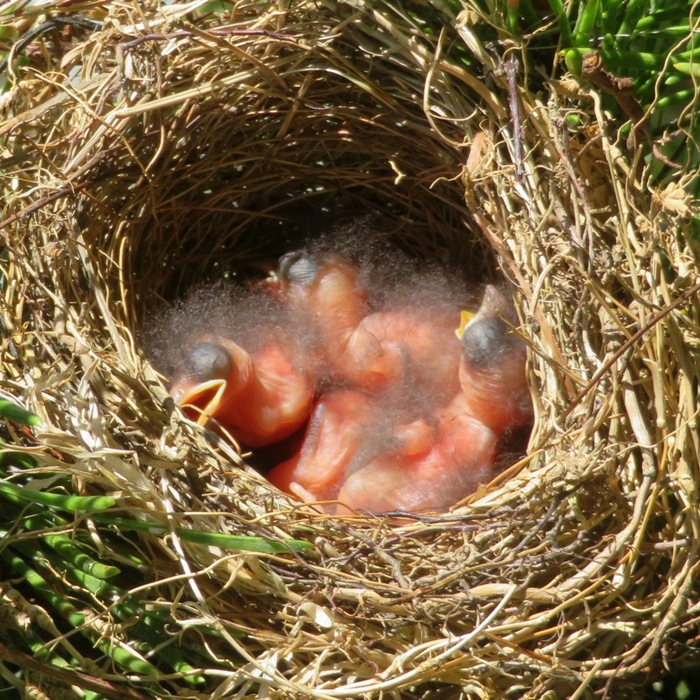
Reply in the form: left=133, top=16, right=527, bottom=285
left=146, top=285, right=316, bottom=449
left=169, top=336, right=314, bottom=447
left=266, top=384, right=447, bottom=509
left=273, top=249, right=463, bottom=399
left=334, top=285, right=531, bottom=514
left=456, top=285, right=532, bottom=433
left=272, top=250, right=369, bottom=375
left=334, top=407, right=498, bottom=514
left=341, top=305, right=461, bottom=398
left=266, top=389, right=375, bottom=504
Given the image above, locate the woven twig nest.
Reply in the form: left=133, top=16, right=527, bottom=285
left=1, top=1, right=699, bottom=698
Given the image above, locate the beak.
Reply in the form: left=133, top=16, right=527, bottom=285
left=249, top=269, right=282, bottom=297
left=454, top=309, right=476, bottom=339
left=170, top=378, right=228, bottom=426
left=455, top=286, right=510, bottom=339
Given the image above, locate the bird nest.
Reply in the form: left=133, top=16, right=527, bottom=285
left=1, top=0, right=699, bottom=698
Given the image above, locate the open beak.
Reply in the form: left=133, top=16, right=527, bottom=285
left=456, top=286, right=510, bottom=339
left=454, top=309, right=475, bottom=339
left=170, top=378, right=228, bottom=426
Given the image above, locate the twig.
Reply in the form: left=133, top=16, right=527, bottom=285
left=537, top=280, right=700, bottom=449
left=0, top=17, right=102, bottom=75
left=503, top=55, right=525, bottom=182
left=120, top=27, right=297, bottom=50
left=0, top=180, right=92, bottom=238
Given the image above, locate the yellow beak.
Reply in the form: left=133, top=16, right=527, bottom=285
left=454, top=310, right=475, bottom=339
left=170, top=378, right=228, bottom=427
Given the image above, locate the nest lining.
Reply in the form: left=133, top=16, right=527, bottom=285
left=0, top=0, right=699, bottom=698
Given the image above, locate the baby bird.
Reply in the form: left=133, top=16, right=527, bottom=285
left=169, top=335, right=314, bottom=448
left=334, top=285, right=532, bottom=514
left=273, top=249, right=462, bottom=399
left=271, top=250, right=369, bottom=375
left=456, top=285, right=532, bottom=434
left=147, top=285, right=317, bottom=449
left=341, top=305, right=461, bottom=398
left=266, top=385, right=444, bottom=509
left=334, top=407, right=498, bottom=514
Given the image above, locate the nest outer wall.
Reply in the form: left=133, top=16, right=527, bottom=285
left=1, top=0, right=700, bottom=698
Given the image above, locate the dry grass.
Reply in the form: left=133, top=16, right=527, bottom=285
left=0, top=0, right=699, bottom=697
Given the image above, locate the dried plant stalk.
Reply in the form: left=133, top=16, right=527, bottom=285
left=0, top=0, right=698, bottom=698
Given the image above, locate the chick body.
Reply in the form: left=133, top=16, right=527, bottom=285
left=335, top=397, right=497, bottom=513
left=457, top=285, right=532, bottom=434
left=341, top=306, right=461, bottom=398
left=266, top=389, right=375, bottom=503
left=275, top=250, right=463, bottom=399
left=318, top=285, right=532, bottom=514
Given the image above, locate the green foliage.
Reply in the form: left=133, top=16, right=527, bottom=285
left=0, top=395, right=311, bottom=696
left=0, top=398, right=40, bottom=427
left=497, top=0, right=700, bottom=200
left=645, top=669, right=700, bottom=699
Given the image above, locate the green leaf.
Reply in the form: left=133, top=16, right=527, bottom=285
left=547, top=0, right=574, bottom=47
left=573, top=0, right=601, bottom=48
left=564, top=48, right=584, bottom=75
left=93, top=515, right=312, bottom=553
left=563, top=47, right=666, bottom=71
left=176, top=527, right=313, bottom=553
left=0, top=548, right=159, bottom=676
left=601, top=48, right=665, bottom=70
left=515, top=0, right=540, bottom=32
left=601, top=0, right=624, bottom=36
left=504, top=0, right=519, bottom=36
left=0, top=450, right=38, bottom=469
left=676, top=679, right=691, bottom=700
left=634, top=10, right=693, bottom=34
left=618, top=0, right=650, bottom=42
left=672, top=62, right=700, bottom=78
left=43, top=532, right=121, bottom=579
left=0, top=398, right=41, bottom=427
left=194, top=0, right=233, bottom=15
left=656, top=87, right=696, bottom=110
left=0, top=481, right=115, bottom=512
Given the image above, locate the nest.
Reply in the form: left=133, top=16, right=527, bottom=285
left=1, top=0, right=699, bottom=697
